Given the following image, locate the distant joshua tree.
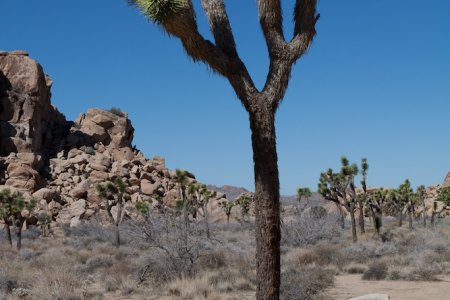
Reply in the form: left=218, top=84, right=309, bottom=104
left=367, top=188, right=388, bottom=235
left=174, top=169, right=189, bottom=228
left=296, top=187, right=312, bottom=214
left=96, top=177, right=127, bottom=247
left=127, top=0, right=320, bottom=297
left=0, top=189, right=36, bottom=250
left=416, top=185, right=427, bottom=228
left=319, top=156, right=359, bottom=242
left=219, top=200, right=235, bottom=224
left=359, top=158, right=369, bottom=234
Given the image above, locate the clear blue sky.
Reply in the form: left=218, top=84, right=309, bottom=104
left=2, top=1, right=450, bottom=195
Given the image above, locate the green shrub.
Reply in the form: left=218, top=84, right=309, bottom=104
left=362, top=261, right=388, bottom=280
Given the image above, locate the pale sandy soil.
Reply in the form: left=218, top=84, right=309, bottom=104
left=325, top=275, right=450, bottom=300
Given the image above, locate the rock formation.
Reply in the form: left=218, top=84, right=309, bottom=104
left=0, top=51, right=230, bottom=227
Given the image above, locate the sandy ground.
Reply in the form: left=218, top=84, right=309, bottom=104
left=325, top=275, right=450, bottom=300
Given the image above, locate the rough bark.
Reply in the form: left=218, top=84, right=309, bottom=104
left=398, top=210, right=403, bottom=227
left=16, top=222, right=23, bottom=250
left=349, top=208, right=357, bottom=243
left=250, top=107, right=280, bottom=300
left=358, top=198, right=365, bottom=234
left=335, top=202, right=345, bottom=229
left=3, top=219, right=12, bottom=248
left=408, top=205, right=413, bottom=230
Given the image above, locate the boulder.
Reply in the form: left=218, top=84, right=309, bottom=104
left=33, top=188, right=61, bottom=203
left=70, top=180, right=91, bottom=199
left=141, top=179, right=161, bottom=195
left=443, top=172, right=450, bottom=188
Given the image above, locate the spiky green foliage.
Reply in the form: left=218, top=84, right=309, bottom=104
left=297, top=187, right=312, bottom=201
left=136, top=201, right=150, bottom=215
left=0, top=189, right=36, bottom=249
left=437, top=186, right=450, bottom=206
left=132, top=0, right=186, bottom=24
left=219, top=199, right=235, bottom=224
left=235, top=195, right=253, bottom=219
left=96, top=177, right=128, bottom=247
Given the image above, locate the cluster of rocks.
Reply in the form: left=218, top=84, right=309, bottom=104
left=0, top=51, right=230, bottom=227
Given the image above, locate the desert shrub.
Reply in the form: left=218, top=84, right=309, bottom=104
left=282, top=213, right=341, bottom=246
left=85, top=254, right=114, bottom=271
left=196, top=250, right=227, bottom=271
left=127, top=210, right=220, bottom=281
left=341, top=241, right=398, bottom=263
left=281, top=267, right=334, bottom=300
left=21, top=226, right=41, bottom=240
left=31, top=266, right=82, bottom=300
left=293, top=244, right=342, bottom=268
left=109, top=107, right=125, bottom=117
left=344, top=263, right=366, bottom=274
left=0, top=271, right=17, bottom=294
left=310, top=206, right=328, bottom=219
left=362, top=261, right=388, bottom=280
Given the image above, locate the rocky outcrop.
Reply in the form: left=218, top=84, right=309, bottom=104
left=443, top=172, right=450, bottom=188
left=0, top=51, right=230, bottom=226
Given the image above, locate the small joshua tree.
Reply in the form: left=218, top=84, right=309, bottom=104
left=96, top=177, right=127, bottom=247
left=358, top=158, right=369, bottom=234
left=0, top=189, right=36, bottom=250
left=416, top=185, right=427, bottom=228
left=235, top=195, right=253, bottom=223
left=398, top=179, right=414, bottom=230
left=433, top=186, right=450, bottom=227
left=219, top=200, right=235, bottom=224
left=367, top=188, right=388, bottom=235
left=174, top=169, right=189, bottom=227
left=296, top=187, right=312, bottom=214
left=318, top=156, right=359, bottom=242
left=36, top=212, right=52, bottom=237
left=195, top=184, right=216, bottom=238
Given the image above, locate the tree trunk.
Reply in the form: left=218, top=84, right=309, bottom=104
left=398, top=210, right=403, bottom=227
left=204, top=204, right=210, bottom=239
left=422, top=201, right=427, bottom=228
left=349, top=208, right=357, bottom=243
left=16, top=223, right=22, bottom=251
left=335, top=202, right=345, bottom=229
left=3, top=219, right=12, bottom=248
left=250, top=109, right=280, bottom=300
left=431, top=212, right=435, bottom=228
left=408, top=205, right=413, bottom=230
left=114, top=197, right=123, bottom=248
left=358, top=199, right=365, bottom=234
left=226, top=212, right=230, bottom=224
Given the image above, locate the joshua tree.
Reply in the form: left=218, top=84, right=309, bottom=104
left=219, top=200, right=235, bottom=224
left=174, top=169, right=189, bottom=227
left=235, top=194, right=253, bottom=223
left=358, top=158, right=369, bottom=234
left=367, top=188, right=388, bottom=235
left=0, top=189, right=35, bottom=250
left=96, top=177, right=127, bottom=247
left=197, top=184, right=216, bottom=238
left=296, top=187, right=312, bottom=214
left=318, top=156, right=359, bottom=242
left=187, top=183, right=216, bottom=238
left=398, top=179, right=414, bottom=230
left=432, top=186, right=450, bottom=227
left=127, top=1, right=319, bottom=297
left=416, top=185, right=427, bottom=228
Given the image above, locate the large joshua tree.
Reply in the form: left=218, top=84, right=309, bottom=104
left=128, top=0, right=319, bottom=297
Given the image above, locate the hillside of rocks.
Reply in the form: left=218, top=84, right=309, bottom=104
left=0, top=51, right=231, bottom=226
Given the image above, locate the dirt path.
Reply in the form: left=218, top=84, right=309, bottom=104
left=325, top=275, right=450, bottom=300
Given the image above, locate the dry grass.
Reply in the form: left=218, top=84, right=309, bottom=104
left=1, top=213, right=450, bottom=299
